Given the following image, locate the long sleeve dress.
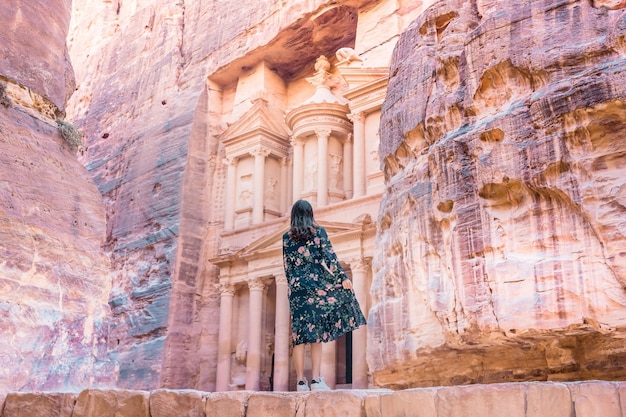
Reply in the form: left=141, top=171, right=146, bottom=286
left=282, top=226, right=367, bottom=346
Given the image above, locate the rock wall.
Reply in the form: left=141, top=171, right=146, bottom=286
left=0, top=1, right=114, bottom=391
left=66, top=0, right=382, bottom=391
left=371, top=0, right=626, bottom=388
left=1, top=381, right=626, bottom=417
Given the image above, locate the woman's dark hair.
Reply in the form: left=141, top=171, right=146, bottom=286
left=288, top=199, right=318, bottom=241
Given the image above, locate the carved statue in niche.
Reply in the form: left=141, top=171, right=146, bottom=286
left=265, top=177, right=278, bottom=204
left=235, top=340, right=247, bottom=364
left=229, top=340, right=248, bottom=390
left=336, top=47, right=362, bottom=65
left=368, top=132, right=380, bottom=172
left=304, top=159, right=317, bottom=191
left=328, top=153, right=342, bottom=189
left=265, top=332, right=274, bottom=357
left=238, top=174, right=253, bottom=209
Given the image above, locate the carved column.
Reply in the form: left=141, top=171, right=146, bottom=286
left=343, top=133, right=353, bottom=199
left=216, top=283, right=236, bottom=391
left=286, top=156, right=293, bottom=212
left=273, top=274, right=290, bottom=391
left=316, top=128, right=331, bottom=207
left=252, top=148, right=269, bottom=224
left=280, top=157, right=288, bottom=216
left=245, top=278, right=266, bottom=390
left=223, top=158, right=238, bottom=230
left=349, top=257, right=370, bottom=388
left=291, top=137, right=304, bottom=203
left=350, top=112, right=366, bottom=197
left=321, top=340, right=337, bottom=389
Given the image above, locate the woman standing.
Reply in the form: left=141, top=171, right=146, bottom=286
left=282, top=199, right=367, bottom=391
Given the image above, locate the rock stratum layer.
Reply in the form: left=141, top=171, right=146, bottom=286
left=0, top=1, right=113, bottom=391
left=1, top=381, right=625, bottom=417
left=371, top=0, right=626, bottom=388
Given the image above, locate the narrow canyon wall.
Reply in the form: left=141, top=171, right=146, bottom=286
left=370, top=0, right=626, bottom=388
left=0, top=1, right=114, bottom=391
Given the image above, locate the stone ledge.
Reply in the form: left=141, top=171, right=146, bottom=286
left=0, top=380, right=624, bottom=417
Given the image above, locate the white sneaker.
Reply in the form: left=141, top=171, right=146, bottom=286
left=311, top=377, right=331, bottom=391
left=297, top=378, right=310, bottom=392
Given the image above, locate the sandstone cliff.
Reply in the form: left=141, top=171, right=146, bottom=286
left=66, top=0, right=384, bottom=391
left=0, top=1, right=113, bottom=391
left=371, top=0, right=626, bottom=388
left=3, top=0, right=625, bottom=394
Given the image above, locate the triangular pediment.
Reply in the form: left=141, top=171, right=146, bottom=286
left=222, top=98, right=290, bottom=144
left=237, top=220, right=364, bottom=259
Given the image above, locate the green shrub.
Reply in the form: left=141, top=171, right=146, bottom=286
left=56, top=118, right=83, bottom=150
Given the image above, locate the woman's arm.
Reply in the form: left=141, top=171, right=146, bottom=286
left=318, top=227, right=352, bottom=288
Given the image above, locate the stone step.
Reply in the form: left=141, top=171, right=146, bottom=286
left=1, top=380, right=624, bottom=417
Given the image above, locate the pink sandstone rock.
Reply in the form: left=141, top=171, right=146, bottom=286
left=0, top=0, right=75, bottom=111
left=569, top=380, right=622, bottom=417
left=0, top=1, right=113, bottom=392
left=2, top=392, right=77, bottom=417
left=4, top=0, right=625, bottom=396
left=149, top=389, right=206, bottom=417
left=204, top=391, right=251, bottom=417
left=364, top=388, right=437, bottom=417
left=71, top=389, right=150, bottom=417
left=526, top=382, right=572, bottom=417
left=304, top=390, right=373, bottom=417
left=245, top=392, right=301, bottom=417
left=0, top=381, right=625, bottom=417
left=371, top=0, right=626, bottom=388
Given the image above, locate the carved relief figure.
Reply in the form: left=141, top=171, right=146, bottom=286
left=265, top=177, right=278, bottom=204
left=305, top=159, right=317, bottom=191
left=238, top=174, right=253, bottom=209
left=235, top=340, right=247, bottom=364
left=328, top=153, right=342, bottom=189
left=335, top=47, right=362, bottom=65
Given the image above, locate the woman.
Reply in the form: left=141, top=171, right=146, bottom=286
left=282, top=199, right=367, bottom=391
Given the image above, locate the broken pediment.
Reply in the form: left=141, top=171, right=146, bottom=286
left=222, top=98, right=291, bottom=158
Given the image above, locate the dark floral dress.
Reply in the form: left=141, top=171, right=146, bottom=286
left=283, top=226, right=367, bottom=346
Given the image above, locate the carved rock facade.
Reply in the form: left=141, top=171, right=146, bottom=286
left=66, top=0, right=429, bottom=391
left=371, top=0, right=626, bottom=388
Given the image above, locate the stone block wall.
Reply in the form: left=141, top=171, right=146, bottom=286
left=1, top=381, right=625, bottom=417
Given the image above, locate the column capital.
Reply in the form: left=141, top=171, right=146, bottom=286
left=251, top=147, right=271, bottom=158
left=315, top=128, right=332, bottom=139
left=247, top=277, right=268, bottom=291
left=290, top=136, right=303, bottom=147
left=344, top=132, right=353, bottom=144
left=219, top=283, right=236, bottom=296
left=349, top=257, right=371, bottom=273
left=275, top=274, right=288, bottom=286
left=223, top=156, right=238, bottom=166
left=348, top=112, right=365, bottom=123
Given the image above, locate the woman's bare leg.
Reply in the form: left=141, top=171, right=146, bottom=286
left=310, top=342, right=323, bottom=381
left=293, top=343, right=306, bottom=381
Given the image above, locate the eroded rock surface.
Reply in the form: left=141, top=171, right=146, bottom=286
left=0, top=1, right=113, bottom=392
left=371, top=0, right=626, bottom=388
